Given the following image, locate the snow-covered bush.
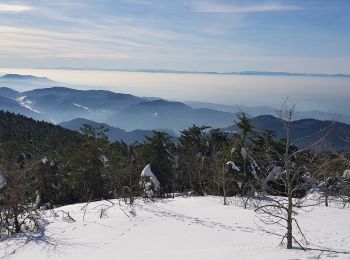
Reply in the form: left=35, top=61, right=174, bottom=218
left=343, top=169, right=350, bottom=179
left=140, top=164, right=160, bottom=198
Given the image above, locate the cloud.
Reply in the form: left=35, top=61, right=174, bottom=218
left=193, top=2, right=303, bottom=13
left=0, top=22, right=200, bottom=61
left=0, top=25, right=140, bottom=59
left=0, top=4, right=32, bottom=13
left=118, top=0, right=151, bottom=5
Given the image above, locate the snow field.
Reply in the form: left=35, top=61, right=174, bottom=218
left=0, top=196, right=349, bottom=260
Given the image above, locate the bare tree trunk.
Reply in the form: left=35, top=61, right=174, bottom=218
left=287, top=192, right=293, bottom=249
left=222, top=163, right=227, bottom=205
left=324, top=174, right=329, bottom=207
left=172, top=167, right=176, bottom=199
left=13, top=207, right=21, bottom=233
left=285, top=106, right=293, bottom=249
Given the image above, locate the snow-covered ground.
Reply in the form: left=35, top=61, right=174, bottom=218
left=0, top=197, right=349, bottom=260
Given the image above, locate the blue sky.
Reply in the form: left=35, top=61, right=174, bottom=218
left=0, top=0, right=349, bottom=73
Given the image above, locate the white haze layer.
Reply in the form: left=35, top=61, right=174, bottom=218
left=0, top=68, right=349, bottom=115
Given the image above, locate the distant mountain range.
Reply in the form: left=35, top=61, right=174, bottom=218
left=185, top=101, right=350, bottom=123
left=0, top=73, right=350, bottom=149
left=0, top=73, right=65, bottom=91
left=60, top=118, right=176, bottom=144
left=224, top=115, right=350, bottom=150
left=0, top=74, right=55, bottom=84
left=0, top=74, right=236, bottom=130
left=0, top=90, right=234, bottom=131
left=36, top=68, right=350, bottom=78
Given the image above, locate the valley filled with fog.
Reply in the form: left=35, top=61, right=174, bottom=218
left=1, top=68, right=349, bottom=115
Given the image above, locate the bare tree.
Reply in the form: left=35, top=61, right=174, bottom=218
left=0, top=158, right=43, bottom=235
left=255, top=103, right=320, bottom=249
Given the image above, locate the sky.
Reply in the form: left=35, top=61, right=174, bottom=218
left=0, top=0, right=350, bottom=73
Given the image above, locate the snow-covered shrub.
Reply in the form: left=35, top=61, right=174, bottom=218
left=343, top=170, right=350, bottom=179
left=140, top=164, right=160, bottom=198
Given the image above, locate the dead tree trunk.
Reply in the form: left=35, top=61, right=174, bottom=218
left=286, top=192, right=293, bottom=249
left=222, top=162, right=228, bottom=205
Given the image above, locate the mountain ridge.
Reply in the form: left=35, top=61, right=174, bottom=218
left=223, top=115, right=350, bottom=150
left=33, top=68, right=350, bottom=78
left=0, top=74, right=350, bottom=149
left=59, top=118, right=174, bottom=144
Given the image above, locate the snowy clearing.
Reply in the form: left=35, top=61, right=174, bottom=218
left=0, top=197, right=349, bottom=260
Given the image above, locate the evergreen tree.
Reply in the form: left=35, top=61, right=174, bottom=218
left=67, top=124, right=110, bottom=202
left=141, top=131, right=176, bottom=194
left=178, top=125, right=210, bottom=194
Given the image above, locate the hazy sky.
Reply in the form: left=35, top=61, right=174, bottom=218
left=0, top=0, right=349, bottom=73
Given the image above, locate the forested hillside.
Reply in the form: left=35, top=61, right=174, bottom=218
left=0, top=110, right=349, bottom=253
left=0, top=110, right=82, bottom=154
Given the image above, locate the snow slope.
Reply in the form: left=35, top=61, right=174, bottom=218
left=0, top=197, right=349, bottom=260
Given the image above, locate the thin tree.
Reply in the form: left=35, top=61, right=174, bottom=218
left=255, top=103, right=319, bottom=249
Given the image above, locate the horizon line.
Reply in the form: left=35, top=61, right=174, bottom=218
left=27, top=67, right=350, bottom=78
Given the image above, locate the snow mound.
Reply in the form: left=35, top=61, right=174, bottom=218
left=41, top=157, right=48, bottom=164
left=141, top=163, right=160, bottom=191
left=266, top=166, right=283, bottom=182
left=343, top=169, right=350, bottom=179
left=0, top=173, right=6, bottom=189
left=227, top=161, right=240, bottom=172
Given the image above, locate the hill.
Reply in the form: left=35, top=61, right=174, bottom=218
left=0, top=78, right=236, bottom=130
left=224, top=115, right=350, bottom=150
left=185, top=101, right=350, bottom=124
left=0, top=110, right=82, bottom=153
left=0, top=96, right=44, bottom=120
left=0, top=73, right=62, bottom=91
left=60, top=118, right=161, bottom=144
